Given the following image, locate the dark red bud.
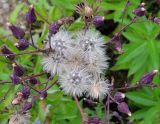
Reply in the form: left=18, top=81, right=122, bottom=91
left=12, top=63, right=24, bottom=77
left=21, top=86, right=30, bottom=99
left=15, top=39, right=29, bottom=50
left=139, top=70, right=158, bottom=84
left=7, top=23, right=25, bottom=39
left=10, top=74, right=20, bottom=84
left=117, top=102, right=131, bottom=116
left=93, top=16, right=104, bottom=28
left=114, top=92, right=125, bottom=103
left=26, top=5, right=37, bottom=24
left=1, top=45, right=15, bottom=60
left=29, top=77, right=38, bottom=85
left=21, top=102, right=32, bottom=113
left=39, top=91, right=48, bottom=100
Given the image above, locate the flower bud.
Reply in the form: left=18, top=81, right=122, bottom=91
left=93, top=16, right=104, bottom=28
left=12, top=63, right=24, bottom=77
left=117, top=102, right=131, bottom=116
left=15, top=39, right=29, bottom=50
left=114, top=92, right=125, bottom=103
left=150, top=16, right=160, bottom=25
left=10, top=74, right=20, bottom=84
left=7, top=23, right=25, bottom=39
left=49, top=22, right=62, bottom=35
left=139, top=70, right=158, bottom=84
left=26, top=5, right=37, bottom=24
left=1, top=45, right=15, bottom=60
left=133, top=7, right=145, bottom=17
left=29, top=77, right=38, bottom=85
left=109, top=33, right=122, bottom=53
left=21, top=102, right=32, bottom=113
left=21, top=87, right=30, bottom=99
left=39, top=91, right=47, bottom=100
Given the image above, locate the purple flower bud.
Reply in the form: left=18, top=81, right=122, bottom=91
left=139, top=70, right=158, bottom=84
left=109, top=33, right=122, bottom=53
left=29, top=77, right=38, bottom=85
left=10, top=74, right=20, bottom=84
left=21, top=102, right=32, bottom=113
left=117, top=102, right=131, bottom=116
left=14, top=39, right=29, bottom=50
left=12, top=63, right=24, bottom=77
left=39, top=91, right=47, bottom=100
left=21, top=86, right=30, bottom=99
left=93, top=16, right=104, bottom=27
left=7, top=23, right=25, bottom=39
left=133, top=7, right=145, bottom=17
left=26, top=5, right=37, bottom=24
left=114, top=92, right=125, bottom=103
left=150, top=17, right=160, bottom=25
left=49, top=22, right=62, bottom=35
left=112, top=111, right=122, bottom=121
left=1, top=45, right=15, bottom=60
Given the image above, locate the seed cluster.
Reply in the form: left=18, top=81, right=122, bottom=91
left=42, top=29, right=110, bottom=99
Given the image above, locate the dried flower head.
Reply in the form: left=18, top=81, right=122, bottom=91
left=59, top=67, right=90, bottom=97
left=46, top=30, right=73, bottom=54
left=87, top=78, right=110, bottom=99
left=42, top=53, right=65, bottom=76
left=9, top=112, right=31, bottom=124
left=76, top=30, right=105, bottom=54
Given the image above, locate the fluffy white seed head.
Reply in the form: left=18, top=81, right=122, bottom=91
left=59, top=67, right=90, bottom=97
left=9, top=112, right=31, bottom=124
left=76, top=30, right=105, bottom=55
left=45, top=30, right=73, bottom=54
left=87, top=78, right=110, bottom=99
left=41, top=53, right=66, bottom=76
left=84, top=51, right=109, bottom=74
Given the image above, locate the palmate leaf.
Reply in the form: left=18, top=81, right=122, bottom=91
left=127, top=88, right=160, bottom=124
left=112, top=21, right=160, bottom=83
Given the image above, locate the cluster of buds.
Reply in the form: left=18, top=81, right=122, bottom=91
left=133, top=2, right=146, bottom=17
left=113, top=92, right=131, bottom=116
left=7, top=5, right=37, bottom=51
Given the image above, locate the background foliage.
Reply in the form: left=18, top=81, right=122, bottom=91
left=0, top=0, right=160, bottom=124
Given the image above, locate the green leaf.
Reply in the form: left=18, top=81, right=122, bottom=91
left=9, top=4, right=24, bottom=23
